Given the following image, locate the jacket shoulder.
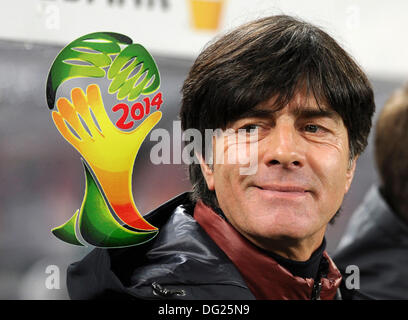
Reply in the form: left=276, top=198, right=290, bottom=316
left=67, top=193, right=253, bottom=300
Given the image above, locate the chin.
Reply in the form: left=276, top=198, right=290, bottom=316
left=253, top=225, right=315, bottom=243
left=242, top=207, right=319, bottom=242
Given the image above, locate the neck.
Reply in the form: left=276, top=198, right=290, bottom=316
left=266, top=238, right=327, bottom=279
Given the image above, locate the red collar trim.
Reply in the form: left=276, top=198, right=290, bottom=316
left=194, top=200, right=342, bottom=300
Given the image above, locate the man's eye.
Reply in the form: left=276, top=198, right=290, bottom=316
left=304, top=124, right=320, bottom=133
left=240, top=124, right=259, bottom=132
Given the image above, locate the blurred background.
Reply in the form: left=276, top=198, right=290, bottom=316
left=0, top=0, right=406, bottom=299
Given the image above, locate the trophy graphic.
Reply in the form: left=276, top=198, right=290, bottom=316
left=47, top=32, right=163, bottom=248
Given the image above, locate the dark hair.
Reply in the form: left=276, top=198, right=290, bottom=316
left=180, top=15, right=375, bottom=209
left=375, top=84, right=408, bottom=221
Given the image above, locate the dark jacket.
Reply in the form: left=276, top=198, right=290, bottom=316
left=334, top=186, right=408, bottom=300
left=67, top=193, right=255, bottom=300
left=67, top=193, right=340, bottom=300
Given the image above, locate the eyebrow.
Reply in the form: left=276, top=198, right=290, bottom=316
left=292, top=106, right=340, bottom=122
left=238, top=108, right=276, bottom=120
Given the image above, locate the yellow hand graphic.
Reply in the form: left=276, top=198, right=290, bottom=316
left=52, top=84, right=161, bottom=230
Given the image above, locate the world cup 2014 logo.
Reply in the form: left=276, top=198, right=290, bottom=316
left=46, top=32, right=163, bottom=248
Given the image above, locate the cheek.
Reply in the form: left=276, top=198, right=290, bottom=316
left=308, top=146, right=350, bottom=197
left=212, top=163, right=250, bottom=212
left=213, top=164, right=243, bottom=193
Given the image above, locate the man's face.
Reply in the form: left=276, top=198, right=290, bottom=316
left=200, top=91, right=357, bottom=259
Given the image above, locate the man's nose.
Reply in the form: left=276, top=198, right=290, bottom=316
left=263, top=122, right=305, bottom=169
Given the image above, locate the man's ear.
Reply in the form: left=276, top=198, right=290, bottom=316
left=345, top=155, right=358, bottom=194
left=196, top=152, right=215, bottom=191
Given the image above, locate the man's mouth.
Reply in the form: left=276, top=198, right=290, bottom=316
left=255, top=184, right=309, bottom=199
